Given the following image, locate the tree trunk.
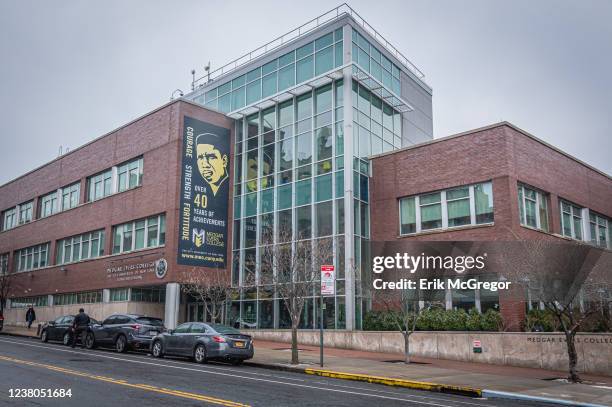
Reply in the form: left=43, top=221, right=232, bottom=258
left=565, top=330, right=581, bottom=383
left=291, top=324, right=299, bottom=365
left=403, top=332, right=411, bottom=364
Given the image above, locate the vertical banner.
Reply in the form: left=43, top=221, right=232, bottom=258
left=178, top=116, right=230, bottom=268
left=321, top=265, right=335, bottom=295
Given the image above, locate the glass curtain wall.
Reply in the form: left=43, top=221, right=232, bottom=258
left=232, top=79, right=345, bottom=329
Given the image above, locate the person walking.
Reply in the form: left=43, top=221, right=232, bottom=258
left=71, top=308, right=90, bottom=348
left=25, top=305, right=36, bottom=329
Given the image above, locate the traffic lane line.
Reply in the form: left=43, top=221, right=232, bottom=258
left=0, top=337, right=466, bottom=407
left=0, top=354, right=249, bottom=407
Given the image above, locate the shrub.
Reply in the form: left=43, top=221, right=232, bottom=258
left=525, top=309, right=555, bottom=332
left=466, top=308, right=482, bottom=331
left=481, top=309, right=504, bottom=331
left=363, top=308, right=503, bottom=331
left=443, top=309, right=468, bottom=331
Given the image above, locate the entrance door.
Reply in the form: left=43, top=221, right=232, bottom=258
left=187, top=303, right=207, bottom=322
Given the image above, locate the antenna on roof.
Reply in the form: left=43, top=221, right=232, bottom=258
left=191, top=69, right=196, bottom=91
left=58, top=145, right=62, bottom=157
left=204, top=62, right=211, bottom=83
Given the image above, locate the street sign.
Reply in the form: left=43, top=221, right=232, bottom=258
left=473, top=339, right=482, bottom=353
left=321, top=265, right=335, bottom=296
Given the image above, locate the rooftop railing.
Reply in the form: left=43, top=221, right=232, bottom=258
left=192, top=3, right=425, bottom=89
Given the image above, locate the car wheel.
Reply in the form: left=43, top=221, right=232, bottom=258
left=85, top=332, right=96, bottom=349
left=63, top=332, right=71, bottom=346
left=115, top=335, right=128, bottom=353
left=40, top=330, right=48, bottom=343
left=194, top=344, right=207, bottom=364
left=152, top=340, right=164, bottom=358
left=230, top=359, right=244, bottom=366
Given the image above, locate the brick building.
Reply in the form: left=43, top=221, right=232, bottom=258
left=0, top=100, right=234, bottom=328
left=369, top=122, right=612, bottom=329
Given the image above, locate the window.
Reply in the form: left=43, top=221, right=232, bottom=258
left=117, top=157, right=143, bottom=192
left=112, top=214, right=165, bottom=254
left=0, top=253, right=8, bottom=275
left=399, top=182, right=494, bottom=235
left=109, top=288, right=129, bottom=302
left=2, top=208, right=16, bottom=231
left=54, top=291, right=102, bottom=305
left=199, top=30, right=343, bottom=112
left=518, top=184, right=548, bottom=231
left=560, top=200, right=583, bottom=240
left=10, top=295, right=48, bottom=308
left=130, top=287, right=165, bottom=303
left=61, top=182, right=80, bottom=210
left=56, top=230, right=105, bottom=264
left=40, top=191, right=59, bottom=218
left=15, top=243, right=49, bottom=272
left=87, top=169, right=112, bottom=201
left=420, top=192, right=442, bottom=230
left=589, top=212, right=610, bottom=249
left=18, top=201, right=33, bottom=225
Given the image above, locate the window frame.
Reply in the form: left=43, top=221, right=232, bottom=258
left=111, top=214, right=165, bottom=254
left=399, top=181, right=494, bottom=236
left=518, top=183, right=549, bottom=232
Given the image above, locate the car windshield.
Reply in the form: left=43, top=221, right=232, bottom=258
left=209, top=324, right=241, bottom=334
left=135, top=317, right=163, bottom=327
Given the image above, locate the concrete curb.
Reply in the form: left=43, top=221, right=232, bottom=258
left=482, top=389, right=607, bottom=407
left=304, top=368, right=482, bottom=397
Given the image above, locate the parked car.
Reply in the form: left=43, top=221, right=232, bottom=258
left=150, top=322, right=253, bottom=365
left=40, top=315, right=99, bottom=345
left=0, top=312, right=4, bottom=332
left=85, top=314, right=164, bottom=353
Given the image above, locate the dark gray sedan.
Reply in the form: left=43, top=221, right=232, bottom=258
left=150, top=322, right=253, bottom=365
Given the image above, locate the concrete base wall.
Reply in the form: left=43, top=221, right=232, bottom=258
left=3, top=302, right=165, bottom=327
left=248, top=330, right=612, bottom=376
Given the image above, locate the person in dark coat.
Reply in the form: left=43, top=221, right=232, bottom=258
left=71, top=308, right=90, bottom=348
left=25, top=306, right=36, bottom=329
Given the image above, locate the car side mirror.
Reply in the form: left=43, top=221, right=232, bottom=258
left=168, top=329, right=174, bottom=335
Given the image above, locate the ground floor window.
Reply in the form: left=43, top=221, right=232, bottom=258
left=11, top=295, right=48, bottom=308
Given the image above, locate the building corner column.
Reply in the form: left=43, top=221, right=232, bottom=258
left=164, top=283, right=180, bottom=329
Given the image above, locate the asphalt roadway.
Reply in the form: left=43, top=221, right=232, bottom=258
left=0, top=336, right=559, bottom=407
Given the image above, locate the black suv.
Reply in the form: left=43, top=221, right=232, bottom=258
left=85, top=314, right=164, bottom=353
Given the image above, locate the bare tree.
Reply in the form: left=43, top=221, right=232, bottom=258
left=499, top=238, right=612, bottom=382
left=181, top=267, right=240, bottom=324
left=0, top=266, right=14, bottom=315
left=258, top=227, right=333, bottom=365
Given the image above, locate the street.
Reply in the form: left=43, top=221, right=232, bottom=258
left=0, top=336, right=556, bottom=406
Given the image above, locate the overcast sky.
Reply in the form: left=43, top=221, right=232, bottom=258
left=1, top=0, right=610, bottom=185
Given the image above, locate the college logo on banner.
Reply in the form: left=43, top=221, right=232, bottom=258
left=178, top=116, right=230, bottom=268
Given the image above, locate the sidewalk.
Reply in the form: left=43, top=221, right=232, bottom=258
left=2, top=325, right=611, bottom=406
left=250, top=340, right=612, bottom=406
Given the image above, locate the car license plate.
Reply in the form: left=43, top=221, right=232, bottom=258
left=148, top=331, right=158, bottom=336
left=234, top=341, right=245, bottom=348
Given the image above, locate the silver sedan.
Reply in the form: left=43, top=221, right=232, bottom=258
left=150, top=322, right=254, bottom=365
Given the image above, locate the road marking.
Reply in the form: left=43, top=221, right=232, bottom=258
left=0, top=337, right=467, bottom=407
left=0, top=354, right=249, bottom=407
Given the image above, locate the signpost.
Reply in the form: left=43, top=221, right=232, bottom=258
left=320, top=265, right=335, bottom=367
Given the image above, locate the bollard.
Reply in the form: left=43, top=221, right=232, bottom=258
left=36, top=323, right=42, bottom=337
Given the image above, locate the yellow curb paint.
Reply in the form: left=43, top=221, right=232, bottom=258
left=304, top=368, right=482, bottom=397
left=0, top=354, right=250, bottom=407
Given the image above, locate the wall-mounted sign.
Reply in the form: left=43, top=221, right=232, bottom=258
left=106, top=259, right=166, bottom=282
left=178, top=116, right=230, bottom=268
